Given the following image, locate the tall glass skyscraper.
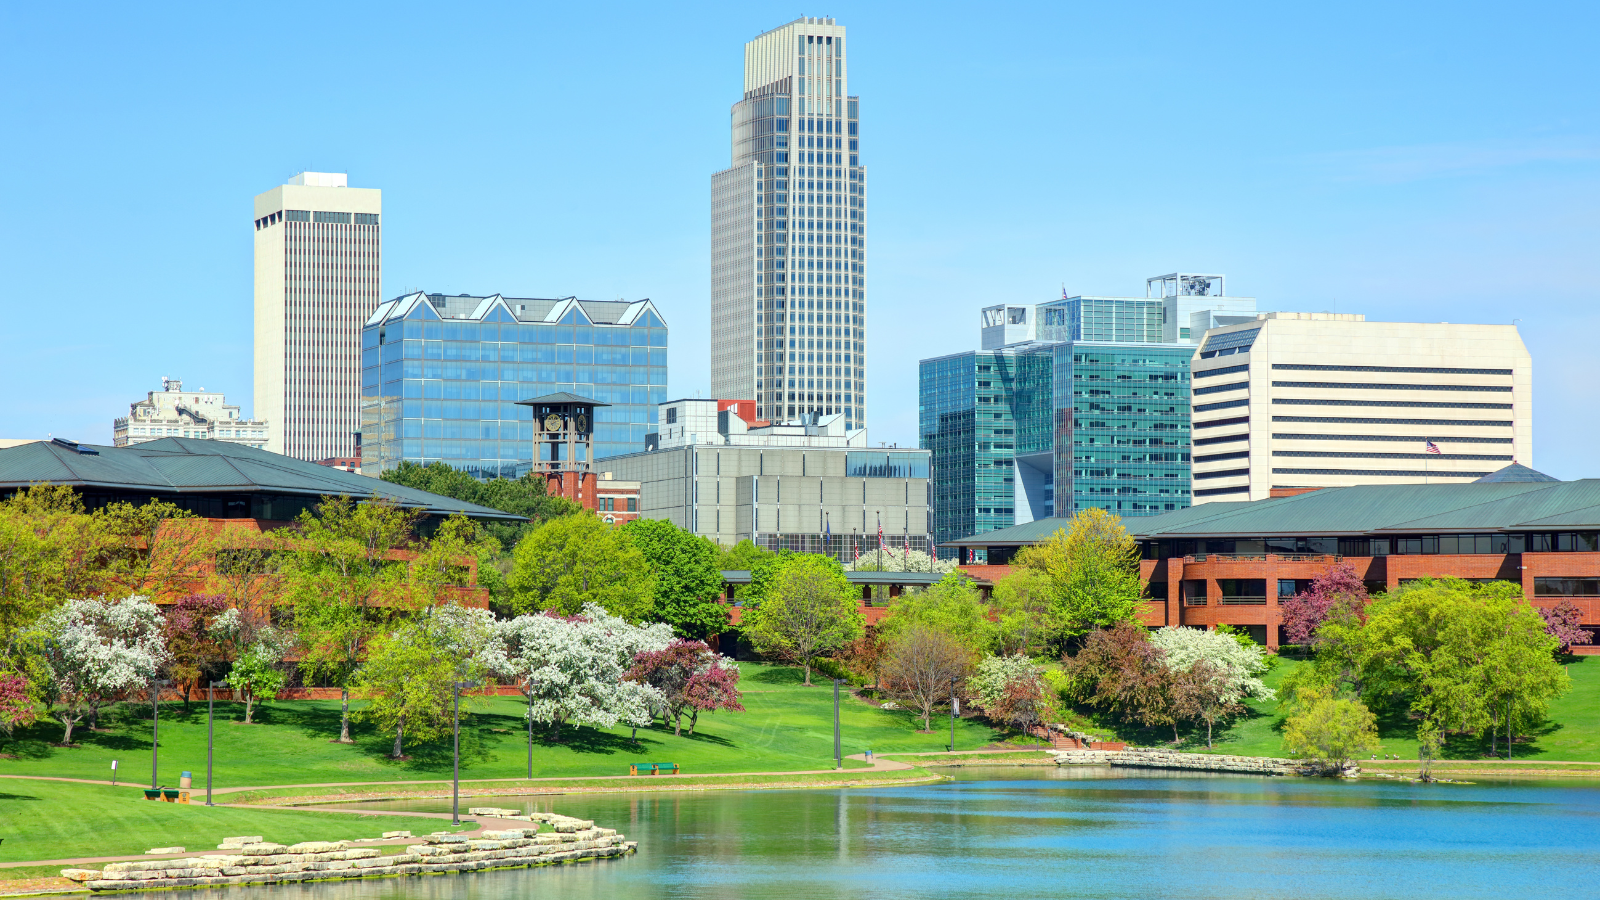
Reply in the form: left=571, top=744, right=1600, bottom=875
left=360, top=292, right=667, bottom=478
left=711, top=16, right=865, bottom=429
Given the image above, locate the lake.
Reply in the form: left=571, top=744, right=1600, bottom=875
left=240, top=767, right=1600, bottom=899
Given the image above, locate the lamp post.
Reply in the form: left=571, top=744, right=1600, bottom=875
left=452, top=679, right=480, bottom=825
left=948, top=681, right=958, bottom=753
left=149, top=676, right=172, bottom=789
left=206, top=679, right=226, bottom=807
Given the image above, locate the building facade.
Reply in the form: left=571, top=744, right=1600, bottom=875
left=113, top=378, right=268, bottom=450
left=1190, top=313, right=1533, bottom=503
left=711, top=16, right=866, bottom=429
left=604, top=400, right=927, bottom=557
left=359, top=292, right=667, bottom=479
left=253, top=172, right=382, bottom=461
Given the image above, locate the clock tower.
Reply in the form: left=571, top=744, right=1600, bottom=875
left=516, top=392, right=607, bottom=509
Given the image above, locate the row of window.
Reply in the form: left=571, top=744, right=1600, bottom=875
left=1193, top=364, right=1248, bottom=380
left=597, top=497, right=636, bottom=512
left=1272, top=364, right=1513, bottom=376
left=1272, top=432, right=1514, bottom=443
left=368, top=322, right=664, bottom=347
left=1195, top=398, right=1249, bottom=413
left=1193, top=381, right=1248, bottom=396
left=1275, top=399, right=1513, bottom=410
left=372, top=342, right=664, bottom=366
left=1272, top=381, right=1513, bottom=393
left=1272, top=415, right=1513, bottom=427
left=1144, top=532, right=1600, bottom=559
left=1274, top=450, right=1513, bottom=461
left=1272, top=466, right=1489, bottom=478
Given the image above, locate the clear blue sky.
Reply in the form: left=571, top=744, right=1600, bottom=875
left=3, top=1, right=1597, bottom=476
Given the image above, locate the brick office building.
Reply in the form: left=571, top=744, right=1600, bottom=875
left=951, top=464, right=1600, bottom=650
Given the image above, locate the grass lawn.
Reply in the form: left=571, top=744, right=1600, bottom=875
left=0, top=779, right=471, bottom=865
left=0, top=663, right=1001, bottom=789
left=1071, top=654, right=1600, bottom=761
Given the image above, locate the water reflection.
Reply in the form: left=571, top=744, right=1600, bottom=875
left=187, top=768, right=1600, bottom=900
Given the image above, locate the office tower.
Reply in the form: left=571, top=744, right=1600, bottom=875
left=923, top=275, right=1254, bottom=558
left=711, top=16, right=864, bottom=428
left=253, top=172, right=382, bottom=461
left=360, top=292, right=667, bottom=478
left=1190, top=314, right=1533, bottom=503
left=113, top=378, right=268, bottom=450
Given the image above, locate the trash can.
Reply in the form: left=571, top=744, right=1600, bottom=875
left=179, top=771, right=192, bottom=789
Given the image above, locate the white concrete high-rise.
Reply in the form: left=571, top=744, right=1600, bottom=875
left=253, top=172, right=381, bottom=460
left=711, top=16, right=865, bottom=428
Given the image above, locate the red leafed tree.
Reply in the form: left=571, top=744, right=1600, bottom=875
left=1280, top=562, right=1369, bottom=647
left=1062, top=621, right=1177, bottom=738
left=1539, top=599, right=1594, bottom=654
left=0, top=674, right=37, bottom=737
left=164, top=594, right=236, bottom=708
left=629, top=639, right=744, bottom=736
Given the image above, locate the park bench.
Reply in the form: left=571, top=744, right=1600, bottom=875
left=628, top=762, right=680, bottom=776
left=143, top=789, right=162, bottom=801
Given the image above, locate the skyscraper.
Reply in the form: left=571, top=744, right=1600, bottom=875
left=711, top=16, right=864, bottom=428
left=253, top=172, right=381, bottom=461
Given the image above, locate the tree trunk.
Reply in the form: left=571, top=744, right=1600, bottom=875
left=182, top=681, right=192, bottom=712
left=244, top=690, right=256, bottom=725
left=1206, top=717, right=1213, bottom=749
left=61, top=716, right=76, bottom=745
left=392, top=718, right=404, bottom=759
left=689, top=708, right=699, bottom=736
left=803, top=662, right=812, bottom=686
left=338, top=688, right=352, bottom=743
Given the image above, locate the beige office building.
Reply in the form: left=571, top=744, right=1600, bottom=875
left=253, top=172, right=381, bottom=460
left=1190, top=313, right=1532, bottom=503
left=113, top=378, right=268, bottom=450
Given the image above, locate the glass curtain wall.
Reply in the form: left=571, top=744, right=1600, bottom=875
left=1065, top=343, right=1192, bottom=515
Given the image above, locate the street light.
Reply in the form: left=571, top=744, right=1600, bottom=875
left=948, top=680, right=959, bottom=753
left=149, top=676, right=172, bottom=789
left=206, top=679, right=227, bottom=807
left=452, top=679, right=480, bottom=825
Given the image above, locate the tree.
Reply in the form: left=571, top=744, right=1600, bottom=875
left=1282, top=687, right=1379, bottom=774
left=379, top=461, right=581, bottom=548
left=628, top=639, right=745, bottom=736
left=717, top=539, right=773, bottom=573
left=880, top=625, right=974, bottom=732
left=38, top=596, right=168, bottom=744
left=1280, top=562, right=1369, bottom=648
left=1148, top=626, right=1275, bottom=705
left=488, top=605, right=671, bottom=741
left=1012, top=508, right=1142, bottom=643
left=0, top=673, right=38, bottom=738
left=279, top=495, right=422, bottom=743
left=991, top=568, right=1059, bottom=658
left=737, top=548, right=793, bottom=607
left=163, top=594, right=236, bottom=709
left=223, top=625, right=290, bottom=725
left=845, top=548, right=956, bottom=574
left=0, top=486, right=124, bottom=659
left=876, top=572, right=991, bottom=654
left=1539, top=599, right=1593, bottom=654
left=742, top=554, right=863, bottom=685
left=507, top=514, right=655, bottom=620
left=351, top=621, right=458, bottom=759
left=969, top=654, right=1052, bottom=734
left=621, top=519, right=730, bottom=639
left=1170, top=660, right=1243, bottom=749
left=1062, top=621, right=1178, bottom=739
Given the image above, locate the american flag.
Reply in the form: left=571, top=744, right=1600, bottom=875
left=1425, top=440, right=1442, bottom=455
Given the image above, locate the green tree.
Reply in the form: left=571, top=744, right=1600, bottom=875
left=991, top=568, right=1059, bottom=657
left=1282, top=687, right=1379, bottom=774
left=717, top=539, right=773, bottom=572
left=877, top=572, right=992, bottom=654
left=351, top=620, right=458, bottom=759
left=507, top=514, right=655, bottom=620
left=379, top=461, right=581, bottom=547
left=621, top=518, right=730, bottom=639
left=739, top=548, right=794, bottom=607
left=1012, top=508, right=1142, bottom=645
left=744, top=554, right=863, bottom=685
left=279, top=496, right=422, bottom=743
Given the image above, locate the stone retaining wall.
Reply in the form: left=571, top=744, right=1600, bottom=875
left=61, top=813, right=634, bottom=892
left=1052, top=748, right=1306, bottom=776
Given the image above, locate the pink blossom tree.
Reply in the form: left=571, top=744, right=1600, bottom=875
left=1539, top=599, right=1594, bottom=654
left=0, top=674, right=37, bottom=738
left=1280, top=562, right=1369, bottom=647
left=628, top=639, right=743, bottom=736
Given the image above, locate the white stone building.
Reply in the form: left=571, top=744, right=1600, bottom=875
left=253, top=172, right=382, bottom=461
left=1189, top=313, right=1533, bottom=503
left=113, top=378, right=268, bottom=449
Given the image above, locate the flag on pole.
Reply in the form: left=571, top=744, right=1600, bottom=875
left=877, top=514, right=883, bottom=550
left=1425, top=440, right=1442, bottom=455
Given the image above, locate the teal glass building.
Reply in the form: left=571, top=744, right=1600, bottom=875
left=360, top=292, right=668, bottom=478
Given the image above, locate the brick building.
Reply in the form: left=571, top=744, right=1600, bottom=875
left=949, top=464, right=1600, bottom=650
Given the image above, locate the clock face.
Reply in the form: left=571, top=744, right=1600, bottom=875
left=544, top=413, right=563, bottom=432
left=576, top=414, right=588, bottom=433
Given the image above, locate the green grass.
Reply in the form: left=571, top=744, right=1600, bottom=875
left=1071, top=655, right=1600, bottom=761
left=0, top=779, right=470, bottom=865
left=0, top=663, right=1001, bottom=789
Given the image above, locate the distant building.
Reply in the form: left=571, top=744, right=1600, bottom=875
left=1190, top=314, right=1533, bottom=503
left=595, top=473, right=641, bottom=525
left=924, top=275, right=1252, bottom=558
left=711, top=16, right=866, bottom=428
left=254, top=171, right=382, bottom=461
left=604, top=400, right=928, bottom=557
left=359, top=292, right=668, bottom=479
left=113, top=378, right=268, bottom=450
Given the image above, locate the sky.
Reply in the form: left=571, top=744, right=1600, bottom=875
left=2, top=1, right=1598, bottom=477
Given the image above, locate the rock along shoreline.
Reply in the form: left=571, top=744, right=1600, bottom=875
left=60, top=811, right=633, bottom=893
left=1051, top=748, right=1353, bottom=777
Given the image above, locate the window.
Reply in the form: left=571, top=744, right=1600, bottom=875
left=284, top=209, right=310, bottom=222
left=1278, top=578, right=1314, bottom=598
left=1218, top=579, right=1267, bottom=605
left=1272, top=416, right=1513, bottom=427
left=627, top=498, right=636, bottom=512
left=666, top=407, right=677, bottom=424
left=1193, top=364, right=1249, bottom=379
left=1272, top=380, right=1513, bottom=393
left=312, top=211, right=352, bottom=224
left=354, top=213, right=379, bottom=225
left=1182, top=580, right=1207, bottom=606
left=1534, top=577, right=1600, bottom=596
left=1194, top=398, right=1249, bottom=413
left=1272, top=364, right=1513, bottom=376
left=1194, top=381, right=1248, bottom=396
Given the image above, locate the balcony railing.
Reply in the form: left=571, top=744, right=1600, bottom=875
left=1220, top=596, right=1268, bottom=606
left=1184, top=554, right=1342, bottom=563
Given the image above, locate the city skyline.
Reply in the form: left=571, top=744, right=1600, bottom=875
left=3, top=2, right=1598, bottom=478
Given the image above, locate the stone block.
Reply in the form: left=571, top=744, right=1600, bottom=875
left=351, top=856, right=395, bottom=869
left=144, top=846, right=184, bottom=855
left=221, top=835, right=263, bottom=845
left=239, top=843, right=289, bottom=856
left=60, top=869, right=102, bottom=882
left=382, top=830, right=412, bottom=839
left=335, top=848, right=381, bottom=859
left=288, top=841, right=350, bottom=854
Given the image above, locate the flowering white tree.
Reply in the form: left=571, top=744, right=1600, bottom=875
left=487, top=604, right=672, bottom=740
left=845, top=548, right=957, bottom=574
left=38, top=596, right=169, bottom=743
left=1148, top=627, right=1275, bottom=704
left=223, top=623, right=291, bottom=725
left=968, top=654, right=1046, bottom=711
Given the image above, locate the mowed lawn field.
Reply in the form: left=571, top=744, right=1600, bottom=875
left=0, top=663, right=1003, bottom=789
left=1078, top=654, right=1600, bottom=761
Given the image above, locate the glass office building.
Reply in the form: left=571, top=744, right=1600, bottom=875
left=360, top=292, right=668, bottom=478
